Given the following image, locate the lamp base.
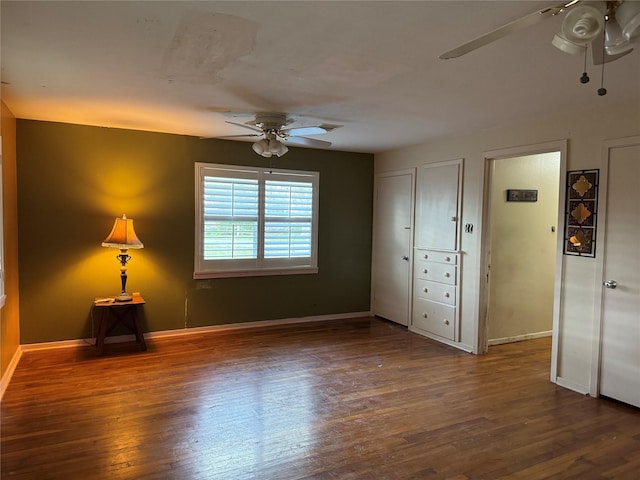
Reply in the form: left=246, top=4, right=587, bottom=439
left=114, top=293, right=133, bottom=302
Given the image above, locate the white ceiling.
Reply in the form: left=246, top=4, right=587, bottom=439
left=2, top=1, right=639, bottom=153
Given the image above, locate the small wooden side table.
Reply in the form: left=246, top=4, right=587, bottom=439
left=93, top=294, right=147, bottom=355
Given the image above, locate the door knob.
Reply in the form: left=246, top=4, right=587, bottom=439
left=603, top=280, right=617, bottom=289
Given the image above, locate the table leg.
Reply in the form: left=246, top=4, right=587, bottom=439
left=95, top=309, right=109, bottom=356
left=130, top=308, right=147, bottom=351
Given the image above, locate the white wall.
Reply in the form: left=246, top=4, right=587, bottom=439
left=375, top=101, right=640, bottom=394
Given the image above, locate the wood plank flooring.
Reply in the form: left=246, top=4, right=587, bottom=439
left=2, top=317, right=639, bottom=479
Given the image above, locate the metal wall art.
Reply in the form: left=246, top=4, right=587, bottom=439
left=564, top=169, right=599, bottom=257
left=506, top=189, right=538, bottom=202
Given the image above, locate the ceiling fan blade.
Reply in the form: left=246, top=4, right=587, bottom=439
left=218, top=134, right=262, bottom=138
left=225, top=120, right=262, bottom=133
left=284, top=136, right=332, bottom=148
left=199, top=133, right=262, bottom=140
left=439, top=1, right=579, bottom=60
left=282, top=126, right=328, bottom=136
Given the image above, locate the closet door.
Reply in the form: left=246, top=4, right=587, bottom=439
left=371, top=170, right=415, bottom=326
left=600, top=142, right=640, bottom=408
left=411, top=159, right=463, bottom=344
left=415, top=160, right=462, bottom=251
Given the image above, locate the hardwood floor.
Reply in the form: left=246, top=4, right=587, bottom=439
left=2, top=317, right=639, bottom=479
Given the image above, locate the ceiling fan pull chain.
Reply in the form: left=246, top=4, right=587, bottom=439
left=580, top=45, right=590, bottom=84
left=598, top=12, right=609, bottom=95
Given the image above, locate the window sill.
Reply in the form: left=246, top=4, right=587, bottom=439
left=194, top=267, right=318, bottom=279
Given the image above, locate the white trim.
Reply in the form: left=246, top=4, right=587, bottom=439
left=590, top=135, right=640, bottom=398
left=19, top=311, right=373, bottom=352
left=20, top=338, right=94, bottom=351
left=0, top=346, right=22, bottom=400
left=480, top=140, right=567, bottom=384
left=556, top=376, right=590, bottom=396
left=488, top=330, right=552, bottom=346
left=194, top=266, right=318, bottom=279
left=408, top=326, right=473, bottom=353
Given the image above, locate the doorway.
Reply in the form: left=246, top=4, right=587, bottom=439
left=479, top=141, right=566, bottom=373
left=487, top=152, right=561, bottom=344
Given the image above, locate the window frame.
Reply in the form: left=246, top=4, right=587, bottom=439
left=194, top=162, right=319, bottom=279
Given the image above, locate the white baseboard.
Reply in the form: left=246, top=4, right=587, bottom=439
left=408, top=326, right=474, bottom=353
left=20, top=311, right=374, bottom=352
left=1, top=346, right=23, bottom=400
left=488, top=330, right=552, bottom=346
left=555, top=376, right=590, bottom=395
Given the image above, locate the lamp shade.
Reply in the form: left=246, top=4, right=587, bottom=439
left=102, top=214, right=144, bottom=249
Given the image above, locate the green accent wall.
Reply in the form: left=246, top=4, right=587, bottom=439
left=17, top=120, right=374, bottom=344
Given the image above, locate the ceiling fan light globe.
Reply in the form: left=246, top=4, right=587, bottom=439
left=268, top=139, right=281, bottom=154
left=617, top=0, right=640, bottom=42
left=605, top=20, right=634, bottom=55
left=552, top=33, right=584, bottom=54
left=252, top=139, right=269, bottom=155
left=275, top=144, right=289, bottom=157
left=561, top=5, right=604, bottom=43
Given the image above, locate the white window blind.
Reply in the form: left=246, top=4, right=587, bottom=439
left=195, top=163, right=319, bottom=278
left=203, top=176, right=259, bottom=260
left=264, top=179, right=313, bottom=259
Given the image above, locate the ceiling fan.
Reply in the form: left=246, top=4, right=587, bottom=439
left=439, top=0, right=640, bottom=93
left=217, top=113, right=340, bottom=158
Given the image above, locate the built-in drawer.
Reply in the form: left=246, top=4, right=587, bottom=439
left=412, top=298, right=456, bottom=341
left=414, top=278, right=456, bottom=306
left=414, top=259, right=457, bottom=285
left=415, top=250, right=458, bottom=265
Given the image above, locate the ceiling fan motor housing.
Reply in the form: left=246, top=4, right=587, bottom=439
left=254, top=113, right=288, bottom=132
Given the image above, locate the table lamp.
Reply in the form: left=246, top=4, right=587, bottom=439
left=102, top=214, right=144, bottom=302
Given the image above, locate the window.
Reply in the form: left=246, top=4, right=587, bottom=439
left=195, top=163, right=319, bottom=278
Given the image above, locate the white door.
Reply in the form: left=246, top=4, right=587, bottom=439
left=600, top=142, right=640, bottom=408
left=371, top=171, right=414, bottom=326
left=415, top=161, right=461, bottom=251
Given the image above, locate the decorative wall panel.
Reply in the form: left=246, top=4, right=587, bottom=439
left=564, top=169, right=598, bottom=257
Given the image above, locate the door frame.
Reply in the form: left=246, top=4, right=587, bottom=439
left=370, top=168, right=416, bottom=326
left=478, top=140, right=567, bottom=382
left=590, top=135, right=640, bottom=398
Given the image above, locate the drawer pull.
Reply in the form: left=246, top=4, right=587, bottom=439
left=423, top=288, right=428, bottom=293
left=444, top=319, right=450, bottom=325
left=445, top=256, right=451, bottom=262
left=424, top=254, right=428, bottom=259
left=422, top=313, right=427, bottom=318
left=444, top=292, right=450, bottom=298
left=423, top=269, right=428, bottom=274
left=445, top=272, right=450, bottom=278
